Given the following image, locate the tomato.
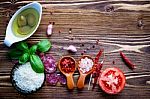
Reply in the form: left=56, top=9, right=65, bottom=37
left=99, top=67, right=126, bottom=94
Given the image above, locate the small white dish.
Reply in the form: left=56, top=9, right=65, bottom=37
left=4, top=2, right=42, bottom=47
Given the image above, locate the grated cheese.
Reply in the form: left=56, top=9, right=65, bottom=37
left=13, top=62, right=44, bottom=93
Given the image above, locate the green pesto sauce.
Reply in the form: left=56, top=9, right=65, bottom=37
left=12, top=8, right=39, bottom=37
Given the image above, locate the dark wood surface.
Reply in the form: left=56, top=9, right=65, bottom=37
left=0, top=0, right=150, bottom=98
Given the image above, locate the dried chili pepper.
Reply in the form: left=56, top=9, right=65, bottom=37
left=92, top=49, right=104, bottom=90
left=120, top=51, right=135, bottom=69
left=92, top=62, right=103, bottom=90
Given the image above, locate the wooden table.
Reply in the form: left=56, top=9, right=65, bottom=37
left=0, top=0, right=150, bottom=98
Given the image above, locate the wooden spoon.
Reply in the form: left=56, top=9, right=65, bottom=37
left=77, top=55, right=94, bottom=89
left=58, top=56, right=76, bottom=90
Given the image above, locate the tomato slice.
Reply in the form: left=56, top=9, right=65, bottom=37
left=99, top=67, right=126, bottom=94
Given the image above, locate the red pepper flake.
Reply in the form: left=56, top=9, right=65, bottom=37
left=120, top=51, right=135, bottom=69
left=60, top=57, right=75, bottom=73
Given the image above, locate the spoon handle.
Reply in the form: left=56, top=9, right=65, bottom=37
left=66, top=74, right=75, bottom=90
left=77, top=74, right=86, bottom=89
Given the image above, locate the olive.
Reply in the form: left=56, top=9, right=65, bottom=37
left=17, top=15, right=27, bottom=27
left=17, top=25, right=31, bottom=35
left=27, top=13, right=36, bottom=27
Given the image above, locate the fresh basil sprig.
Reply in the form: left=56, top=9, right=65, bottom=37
left=37, top=39, right=51, bottom=52
left=29, top=45, right=38, bottom=55
left=8, top=49, right=23, bottom=59
left=30, top=54, right=44, bottom=73
left=8, top=39, right=52, bottom=73
left=16, top=41, right=29, bottom=53
left=19, top=53, right=30, bottom=64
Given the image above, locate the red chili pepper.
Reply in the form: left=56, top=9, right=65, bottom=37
left=120, top=51, right=135, bottom=69
left=92, top=49, right=104, bottom=90
left=94, top=49, right=103, bottom=64
left=92, top=63, right=103, bottom=90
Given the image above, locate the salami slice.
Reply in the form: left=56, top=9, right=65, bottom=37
left=46, top=73, right=58, bottom=86
left=40, top=53, right=56, bottom=73
left=57, top=74, right=66, bottom=85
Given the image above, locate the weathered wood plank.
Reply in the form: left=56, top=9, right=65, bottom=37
left=0, top=0, right=150, bottom=98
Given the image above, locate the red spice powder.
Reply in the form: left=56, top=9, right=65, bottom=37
left=60, top=57, right=75, bottom=73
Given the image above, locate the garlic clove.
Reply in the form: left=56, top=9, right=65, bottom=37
left=47, top=23, right=53, bottom=36
left=66, top=45, right=77, bottom=53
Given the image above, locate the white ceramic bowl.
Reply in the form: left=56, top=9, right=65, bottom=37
left=4, top=2, right=42, bottom=47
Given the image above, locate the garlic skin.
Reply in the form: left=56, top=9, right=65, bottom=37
left=47, top=23, right=53, bottom=36
left=66, top=45, right=77, bottom=53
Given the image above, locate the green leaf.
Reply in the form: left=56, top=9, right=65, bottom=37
left=8, top=49, right=23, bottom=59
left=16, top=42, right=29, bottom=52
left=30, top=54, right=44, bottom=73
left=29, top=45, right=37, bottom=54
left=37, top=39, right=51, bottom=52
left=19, top=53, right=30, bottom=64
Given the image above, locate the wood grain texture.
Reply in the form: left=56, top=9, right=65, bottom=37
left=0, top=0, right=150, bottom=98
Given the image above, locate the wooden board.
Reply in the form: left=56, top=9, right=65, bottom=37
left=0, top=0, right=150, bottom=98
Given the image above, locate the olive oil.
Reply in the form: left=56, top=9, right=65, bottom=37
left=12, top=8, right=39, bottom=37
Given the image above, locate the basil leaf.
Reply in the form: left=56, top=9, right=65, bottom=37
left=19, top=53, right=30, bottom=64
left=8, top=49, right=23, bottom=59
left=30, top=54, right=44, bottom=73
left=16, top=42, right=29, bottom=52
left=29, top=45, right=37, bottom=55
left=37, top=39, right=51, bottom=52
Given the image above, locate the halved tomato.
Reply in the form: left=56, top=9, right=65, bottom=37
left=99, top=67, right=126, bottom=94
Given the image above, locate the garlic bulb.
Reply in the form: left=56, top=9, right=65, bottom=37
left=66, top=45, right=77, bottom=53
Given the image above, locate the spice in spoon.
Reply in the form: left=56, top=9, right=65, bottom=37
left=60, top=57, right=76, bottom=73
left=78, top=57, right=94, bottom=73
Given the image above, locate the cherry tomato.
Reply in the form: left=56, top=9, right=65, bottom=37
left=99, top=67, right=126, bottom=94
